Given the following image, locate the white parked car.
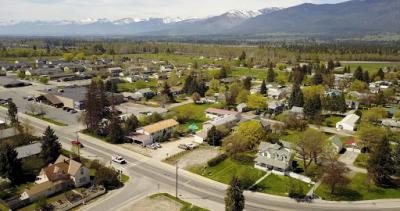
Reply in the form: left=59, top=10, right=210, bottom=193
left=112, top=155, right=126, bottom=164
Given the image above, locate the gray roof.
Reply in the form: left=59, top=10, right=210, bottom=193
left=381, top=119, right=400, bottom=128
left=256, top=141, right=292, bottom=170
left=43, top=86, right=87, bottom=102
left=209, top=115, right=238, bottom=127
left=15, top=142, right=42, bottom=159
left=330, top=136, right=343, bottom=149
left=0, top=128, right=20, bottom=140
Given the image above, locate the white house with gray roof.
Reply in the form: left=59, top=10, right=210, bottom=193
left=255, top=141, right=292, bottom=173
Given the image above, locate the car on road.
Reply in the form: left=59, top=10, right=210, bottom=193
left=112, top=155, right=126, bottom=164
left=71, top=140, right=84, bottom=148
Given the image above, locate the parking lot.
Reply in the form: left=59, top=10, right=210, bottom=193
left=0, top=86, right=81, bottom=126
left=121, top=136, right=197, bottom=161
left=117, top=102, right=168, bottom=117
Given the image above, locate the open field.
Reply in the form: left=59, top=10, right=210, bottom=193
left=256, top=174, right=312, bottom=197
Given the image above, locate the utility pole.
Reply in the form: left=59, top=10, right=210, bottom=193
left=175, top=162, right=179, bottom=198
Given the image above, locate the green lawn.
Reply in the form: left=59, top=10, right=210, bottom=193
left=322, top=115, right=342, bottom=127
left=231, top=67, right=268, bottom=79
left=190, top=157, right=265, bottom=185
left=342, top=62, right=398, bottom=74
left=281, top=130, right=302, bottom=144
left=353, top=153, right=369, bottom=168
left=117, top=80, right=157, bottom=92
left=170, top=103, right=214, bottom=127
left=256, top=174, right=312, bottom=197
left=150, top=193, right=209, bottom=211
left=25, top=112, right=68, bottom=126
left=316, top=173, right=400, bottom=201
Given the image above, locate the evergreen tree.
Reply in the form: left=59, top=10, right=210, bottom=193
left=353, top=66, right=364, bottom=81
left=288, top=85, right=304, bottom=108
left=7, top=100, right=18, bottom=125
left=207, top=126, right=221, bottom=146
left=377, top=68, right=385, bottom=80
left=313, top=70, right=323, bottom=85
left=395, top=144, right=400, bottom=176
left=84, top=80, right=107, bottom=134
left=368, top=136, right=394, bottom=187
left=239, top=51, right=246, bottom=62
left=242, top=77, right=252, bottom=90
left=0, top=144, right=22, bottom=184
left=260, top=80, right=267, bottom=95
left=225, top=177, right=245, bottom=211
left=363, top=71, right=370, bottom=83
left=41, top=126, right=61, bottom=165
left=161, top=82, right=175, bottom=104
left=304, top=95, right=321, bottom=119
left=107, top=107, right=124, bottom=144
left=327, top=59, right=335, bottom=71
left=266, top=67, right=275, bottom=83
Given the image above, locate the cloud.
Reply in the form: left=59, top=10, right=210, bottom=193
left=0, top=0, right=349, bottom=21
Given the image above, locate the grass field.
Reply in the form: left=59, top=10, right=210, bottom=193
left=117, top=79, right=157, bottom=92
left=256, top=174, right=312, bottom=197
left=190, top=157, right=265, bottom=185
left=281, top=130, right=302, bottom=144
left=353, top=153, right=369, bottom=168
left=169, top=103, right=213, bottom=125
left=322, top=115, right=343, bottom=127
left=316, top=173, right=400, bottom=201
left=341, top=62, right=399, bottom=74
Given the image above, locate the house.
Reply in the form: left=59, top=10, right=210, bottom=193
left=20, top=155, right=90, bottom=201
left=131, top=88, right=155, bottom=101
left=329, top=136, right=343, bottom=153
left=205, top=108, right=240, bottom=120
left=236, top=103, right=248, bottom=113
left=267, top=101, right=285, bottom=114
left=381, top=119, right=400, bottom=128
left=15, top=142, right=42, bottom=159
left=255, top=141, right=292, bottom=173
left=107, top=67, right=123, bottom=76
left=135, top=119, right=179, bottom=142
left=345, top=99, right=359, bottom=110
left=336, top=114, right=360, bottom=131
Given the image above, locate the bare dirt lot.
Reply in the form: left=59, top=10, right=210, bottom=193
left=120, top=195, right=182, bottom=211
left=166, top=146, right=221, bottom=169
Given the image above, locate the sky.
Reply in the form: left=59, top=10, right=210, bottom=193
left=0, top=0, right=349, bottom=22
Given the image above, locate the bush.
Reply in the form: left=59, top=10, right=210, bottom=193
left=207, top=153, right=227, bottom=167
left=90, top=160, right=103, bottom=170
left=232, top=153, right=254, bottom=165
left=94, top=166, right=122, bottom=190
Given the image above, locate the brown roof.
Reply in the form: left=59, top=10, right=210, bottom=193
left=142, top=119, right=178, bottom=134
left=43, top=93, right=63, bottom=105
left=25, top=180, right=65, bottom=196
left=54, top=155, right=82, bottom=175
left=42, top=155, right=83, bottom=181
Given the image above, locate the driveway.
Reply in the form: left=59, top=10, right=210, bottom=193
left=339, top=150, right=367, bottom=174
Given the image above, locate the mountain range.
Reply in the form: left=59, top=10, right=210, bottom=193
left=0, top=0, right=399, bottom=37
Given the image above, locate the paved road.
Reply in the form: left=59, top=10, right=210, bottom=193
left=1, top=110, right=400, bottom=211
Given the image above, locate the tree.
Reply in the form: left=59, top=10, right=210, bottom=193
left=363, top=71, right=370, bottom=83
left=123, top=114, right=139, bottom=135
left=160, top=82, right=175, bottom=104
left=94, top=165, right=122, bottom=189
left=395, top=144, right=400, bottom=176
left=246, top=94, right=266, bottom=110
left=260, top=80, right=267, bottom=95
left=236, top=121, right=267, bottom=149
left=41, top=126, right=61, bottom=165
left=0, top=144, right=22, bottom=184
left=107, top=107, right=124, bottom=144
left=267, top=67, right=275, bottom=83
left=349, top=80, right=369, bottom=92
left=236, top=90, right=249, bottom=104
left=7, top=100, right=18, bottom=125
left=242, top=77, right=252, bottom=90
left=288, top=85, right=304, bottom=108
left=84, top=79, right=108, bottom=134
left=377, top=68, right=385, bottom=80
left=192, top=92, right=201, bottom=104
left=321, top=152, right=350, bottom=194
left=313, top=70, right=323, bottom=85
left=225, top=177, right=245, bottom=211
left=357, top=123, right=387, bottom=150
left=367, top=136, right=394, bottom=187
left=303, top=94, right=321, bottom=119
left=353, top=66, right=364, bottom=81
left=295, top=129, right=328, bottom=173
left=239, top=51, right=246, bottom=62
left=207, top=126, right=221, bottom=146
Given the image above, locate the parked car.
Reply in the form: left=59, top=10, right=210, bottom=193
left=146, top=143, right=158, bottom=150
left=178, top=143, right=196, bottom=150
left=153, top=142, right=162, bottom=148
left=112, top=155, right=126, bottom=164
left=70, top=109, right=77, bottom=114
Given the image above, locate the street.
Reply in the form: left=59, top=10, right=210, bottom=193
left=1, top=108, right=400, bottom=211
